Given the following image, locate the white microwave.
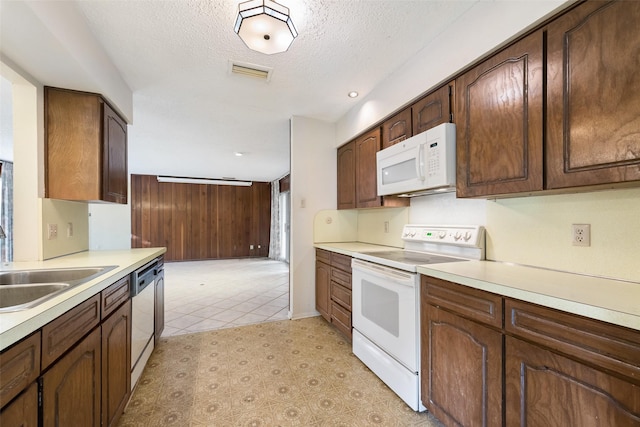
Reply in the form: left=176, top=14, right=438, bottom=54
left=376, top=123, right=456, bottom=197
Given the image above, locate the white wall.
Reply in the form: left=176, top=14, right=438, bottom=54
left=0, top=1, right=133, bottom=121
left=1, top=60, right=42, bottom=261
left=409, top=192, right=487, bottom=226
left=88, top=202, right=131, bottom=250
left=0, top=76, right=13, bottom=162
left=290, top=116, right=336, bottom=319
left=486, top=188, right=640, bottom=282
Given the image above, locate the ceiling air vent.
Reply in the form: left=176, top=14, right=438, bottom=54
left=229, top=60, right=273, bottom=82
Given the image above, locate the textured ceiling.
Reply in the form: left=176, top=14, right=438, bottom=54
left=72, top=0, right=476, bottom=182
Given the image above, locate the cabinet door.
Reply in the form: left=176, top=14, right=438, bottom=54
left=102, top=300, right=131, bottom=427
left=456, top=30, right=544, bottom=198
left=45, top=87, right=102, bottom=201
left=0, top=383, right=38, bottom=427
left=382, top=108, right=412, bottom=149
left=42, top=326, right=101, bottom=427
left=421, top=305, right=502, bottom=427
left=0, top=332, right=40, bottom=408
left=337, top=141, right=356, bottom=210
left=355, top=128, right=381, bottom=208
left=103, top=102, right=128, bottom=204
left=546, top=1, right=640, bottom=189
left=412, top=83, right=452, bottom=135
left=155, top=270, right=165, bottom=344
left=505, top=336, right=640, bottom=427
left=315, top=260, right=331, bottom=322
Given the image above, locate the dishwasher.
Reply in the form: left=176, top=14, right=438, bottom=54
left=130, top=258, right=158, bottom=390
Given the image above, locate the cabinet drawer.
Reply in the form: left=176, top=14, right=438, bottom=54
left=316, top=249, right=331, bottom=264
left=101, top=276, right=130, bottom=320
left=421, top=276, right=503, bottom=329
left=505, top=299, right=640, bottom=384
left=330, top=267, right=351, bottom=289
left=0, top=332, right=41, bottom=409
left=42, top=294, right=100, bottom=369
left=331, top=282, right=351, bottom=310
left=331, top=302, right=352, bottom=339
left=330, top=252, right=352, bottom=272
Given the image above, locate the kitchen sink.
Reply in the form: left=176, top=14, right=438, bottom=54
left=0, top=266, right=117, bottom=312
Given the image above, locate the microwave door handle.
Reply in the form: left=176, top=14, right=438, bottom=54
left=416, top=144, right=425, bottom=181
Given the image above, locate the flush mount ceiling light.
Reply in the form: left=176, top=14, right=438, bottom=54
left=234, top=0, right=298, bottom=55
left=348, top=91, right=359, bottom=98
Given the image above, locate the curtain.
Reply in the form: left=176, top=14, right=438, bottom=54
left=1, top=161, right=13, bottom=262
left=268, top=178, right=282, bottom=260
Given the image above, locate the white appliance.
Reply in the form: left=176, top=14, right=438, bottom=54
left=130, top=258, right=159, bottom=390
left=377, top=123, right=456, bottom=197
left=351, top=225, right=485, bottom=411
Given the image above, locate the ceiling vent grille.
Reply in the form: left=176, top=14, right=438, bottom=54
left=229, top=61, right=273, bottom=82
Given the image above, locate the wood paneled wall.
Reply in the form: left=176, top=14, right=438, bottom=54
left=131, top=175, right=271, bottom=261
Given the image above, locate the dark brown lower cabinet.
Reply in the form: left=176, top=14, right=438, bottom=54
left=155, top=268, right=165, bottom=345
left=0, top=383, right=38, bottom=427
left=422, top=304, right=502, bottom=427
left=102, top=300, right=131, bottom=427
left=505, top=336, right=640, bottom=426
left=315, top=256, right=331, bottom=322
left=315, top=249, right=353, bottom=339
left=42, top=326, right=102, bottom=427
left=421, top=275, right=640, bottom=427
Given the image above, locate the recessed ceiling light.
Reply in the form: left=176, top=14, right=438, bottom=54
left=234, top=152, right=244, bottom=157
left=348, top=91, right=359, bottom=98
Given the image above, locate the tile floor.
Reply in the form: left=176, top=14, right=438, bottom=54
left=162, top=258, right=290, bottom=337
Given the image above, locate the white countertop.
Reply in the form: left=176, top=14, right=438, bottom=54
left=0, top=248, right=166, bottom=351
left=314, top=242, right=401, bottom=257
left=315, top=242, right=640, bottom=332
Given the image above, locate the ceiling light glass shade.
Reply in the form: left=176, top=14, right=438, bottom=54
left=234, top=0, right=297, bottom=55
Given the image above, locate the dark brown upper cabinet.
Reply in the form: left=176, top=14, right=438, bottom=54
left=455, top=30, right=544, bottom=198
left=354, top=128, right=382, bottom=208
left=337, top=131, right=408, bottom=210
left=337, top=141, right=356, bottom=209
left=546, top=0, right=640, bottom=190
left=382, top=108, right=412, bottom=149
left=45, top=87, right=128, bottom=204
left=412, top=83, right=453, bottom=135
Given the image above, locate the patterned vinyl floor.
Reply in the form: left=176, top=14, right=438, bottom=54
left=118, top=317, right=444, bottom=427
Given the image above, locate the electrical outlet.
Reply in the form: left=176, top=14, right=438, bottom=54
left=384, top=221, right=389, bottom=233
left=572, top=224, right=590, bottom=246
left=67, top=222, right=74, bottom=237
left=48, top=223, right=58, bottom=240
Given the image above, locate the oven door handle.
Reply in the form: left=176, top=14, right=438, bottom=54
left=352, top=259, right=416, bottom=286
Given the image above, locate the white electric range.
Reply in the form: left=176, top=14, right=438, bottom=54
left=350, top=224, right=485, bottom=411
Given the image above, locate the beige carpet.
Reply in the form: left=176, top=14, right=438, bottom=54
left=118, top=316, right=444, bottom=426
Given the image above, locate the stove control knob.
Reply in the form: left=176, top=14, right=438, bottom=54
left=463, top=231, right=473, bottom=241
left=453, top=231, right=462, bottom=241
left=438, top=231, right=447, bottom=239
